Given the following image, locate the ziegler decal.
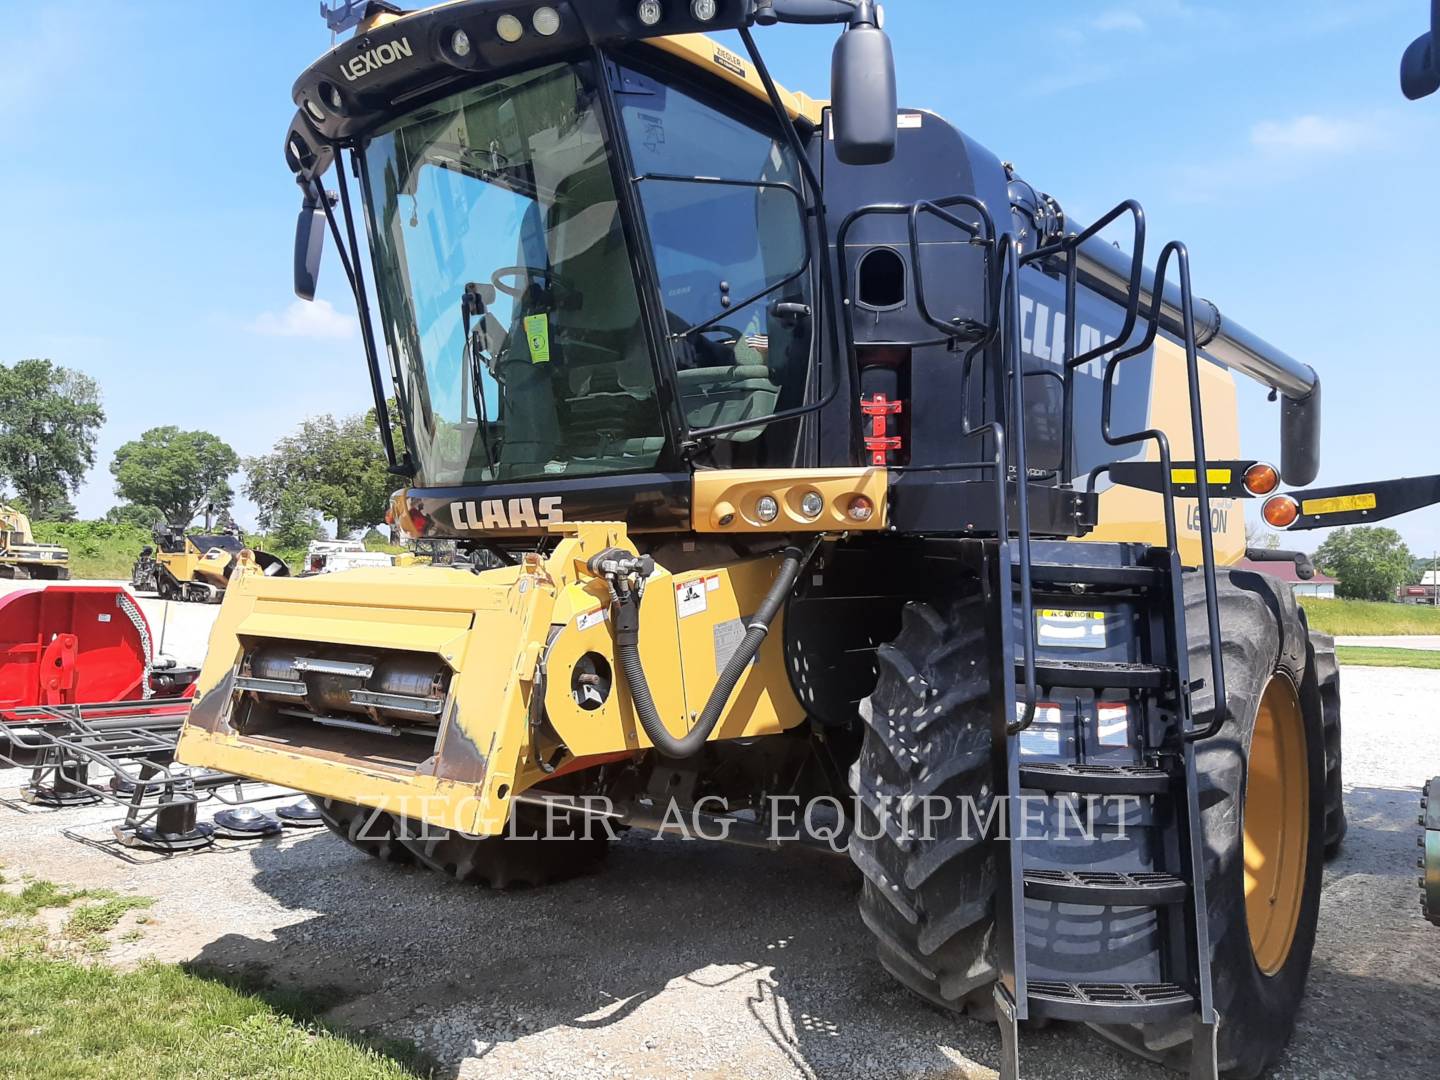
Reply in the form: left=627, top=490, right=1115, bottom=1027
left=450, top=496, right=564, bottom=531
left=712, top=46, right=747, bottom=78
left=339, top=37, right=413, bottom=82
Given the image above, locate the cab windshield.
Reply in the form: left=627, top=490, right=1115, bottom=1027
left=363, top=63, right=665, bottom=486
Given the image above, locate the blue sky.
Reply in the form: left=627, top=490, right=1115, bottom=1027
left=3, top=1, right=1438, bottom=551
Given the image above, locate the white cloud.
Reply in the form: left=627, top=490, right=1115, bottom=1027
left=1249, top=114, right=1373, bottom=156
left=1093, top=9, right=1147, bottom=32
left=248, top=299, right=355, bottom=341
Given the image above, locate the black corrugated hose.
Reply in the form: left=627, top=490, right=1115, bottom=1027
left=611, top=542, right=815, bottom=759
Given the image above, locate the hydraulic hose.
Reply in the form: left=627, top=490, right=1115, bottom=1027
left=611, top=543, right=814, bottom=760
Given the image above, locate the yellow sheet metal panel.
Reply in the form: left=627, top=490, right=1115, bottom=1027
left=646, top=34, right=826, bottom=124
left=543, top=550, right=805, bottom=756
left=692, top=467, right=888, bottom=533
left=1088, top=336, right=1246, bottom=566
left=543, top=573, right=688, bottom=757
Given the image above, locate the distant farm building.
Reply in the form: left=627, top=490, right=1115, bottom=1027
left=1235, top=558, right=1337, bottom=600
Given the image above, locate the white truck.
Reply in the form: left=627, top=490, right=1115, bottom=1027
left=303, top=540, right=396, bottom=576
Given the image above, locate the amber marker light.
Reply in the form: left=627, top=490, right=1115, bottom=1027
left=1243, top=462, right=1280, bottom=497
left=847, top=495, right=876, bottom=522
left=1262, top=494, right=1299, bottom=528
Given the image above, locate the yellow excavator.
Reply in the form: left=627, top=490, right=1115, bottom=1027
left=0, top=505, right=70, bottom=580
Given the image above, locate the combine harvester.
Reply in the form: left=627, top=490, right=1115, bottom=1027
left=171, top=0, right=1440, bottom=1074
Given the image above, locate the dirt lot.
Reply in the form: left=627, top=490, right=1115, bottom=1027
left=2, top=641, right=1438, bottom=1077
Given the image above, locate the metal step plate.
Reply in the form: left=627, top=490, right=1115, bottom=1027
left=1023, top=868, right=1189, bottom=906
left=1027, top=980, right=1194, bottom=1023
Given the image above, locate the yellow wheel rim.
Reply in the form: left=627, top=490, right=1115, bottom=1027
left=1243, top=675, right=1309, bottom=976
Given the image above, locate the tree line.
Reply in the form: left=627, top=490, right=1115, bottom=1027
left=1, top=357, right=393, bottom=547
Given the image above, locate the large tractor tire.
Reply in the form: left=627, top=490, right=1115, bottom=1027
left=395, top=806, right=610, bottom=890
left=1098, top=571, right=1325, bottom=1079
left=847, top=592, right=999, bottom=1014
left=1304, top=630, right=1346, bottom=856
left=314, top=798, right=414, bottom=865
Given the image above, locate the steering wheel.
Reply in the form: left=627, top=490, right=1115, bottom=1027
left=491, top=265, right=568, bottom=301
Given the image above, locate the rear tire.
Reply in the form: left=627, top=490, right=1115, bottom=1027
left=1096, top=571, right=1324, bottom=1079
left=1303, top=629, right=1346, bottom=856
left=315, top=798, right=414, bottom=865
left=848, top=594, right=999, bottom=1014
left=396, top=806, right=610, bottom=889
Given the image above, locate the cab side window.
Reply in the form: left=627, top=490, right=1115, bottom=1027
left=616, top=64, right=812, bottom=450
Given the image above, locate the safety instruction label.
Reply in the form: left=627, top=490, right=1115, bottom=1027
left=676, top=578, right=709, bottom=619
left=577, top=608, right=607, bottom=632
left=1035, top=609, right=1107, bottom=649
left=713, top=617, right=758, bottom=673
left=524, top=313, right=551, bottom=364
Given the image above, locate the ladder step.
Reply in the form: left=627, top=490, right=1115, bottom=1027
left=1022, top=868, right=1189, bottom=906
left=1026, top=981, right=1194, bottom=1024
left=1021, top=658, right=1169, bottom=690
left=1019, top=562, right=1163, bottom=590
left=1018, top=761, right=1171, bottom=795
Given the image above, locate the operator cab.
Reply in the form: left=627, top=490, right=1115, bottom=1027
left=285, top=0, right=900, bottom=544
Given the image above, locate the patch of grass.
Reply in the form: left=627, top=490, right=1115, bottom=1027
left=1299, top=597, right=1440, bottom=637
left=1336, top=646, right=1440, bottom=669
left=28, top=521, right=151, bottom=580
left=0, top=880, right=93, bottom=919
left=0, top=955, right=428, bottom=1079
left=63, top=895, right=154, bottom=941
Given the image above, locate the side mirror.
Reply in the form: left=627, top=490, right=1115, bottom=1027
left=1402, top=1, right=1440, bottom=99
left=294, top=191, right=327, bottom=301
left=831, top=4, right=897, bottom=166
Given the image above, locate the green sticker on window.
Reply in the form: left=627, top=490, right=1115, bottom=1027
left=524, top=313, right=551, bottom=364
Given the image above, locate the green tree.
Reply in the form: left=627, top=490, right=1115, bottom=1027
left=269, top=491, right=325, bottom=551
left=1314, top=526, right=1414, bottom=602
left=244, top=411, right=393, bottom=540
left=0, top=359, right=105, bottom=518
left=105, top=503, right=165, bottom=529
left=110, top=427, right=239, bottom=528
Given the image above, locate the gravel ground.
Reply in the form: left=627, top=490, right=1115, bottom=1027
left=1, top=664, right=1437, bottom=1079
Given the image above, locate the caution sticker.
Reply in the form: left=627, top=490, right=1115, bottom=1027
left=1036, top=609, right=1107, bottom=649
left=524, top=313, right=551, bottom=364
left=1302, top=492, right=1376, bottom=516
left=676, top=578, right=708, bottom=619
left=577, top=607, right=607, bottom=632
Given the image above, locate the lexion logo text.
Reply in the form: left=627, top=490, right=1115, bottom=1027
left=340, top=37, right=413, bottom=82
left=450, top=496, right=564, bottom=531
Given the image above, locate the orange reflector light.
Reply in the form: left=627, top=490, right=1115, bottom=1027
left=1244, top=462, right=1280, bottom=496
left=1262, top=494, right=1299, bottom=528
left=847, top=495, right=875, bottom=522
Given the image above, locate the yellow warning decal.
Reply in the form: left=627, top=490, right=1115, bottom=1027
left=1038, top=609, right=1106, bottom=621
left=1172, top=468, right=1232, bottom=485
left=524, top=314, right=551, bottom=364
left=1302, top=492, right=1377, bottom=516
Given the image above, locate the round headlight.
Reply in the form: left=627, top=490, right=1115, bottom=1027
left=800, top=491, right=824, bottom=519
left=303, top=98, right=326, bottom=123
left=324, top=83, right=343, bottom=110
left=451, top=29, right=472, bottom=57
left=691, top=0, right=718, bottom=21
left=533, top=6, right=561, bottom=35
left=638, top=0, right=664, bottom=27
left=755, top=495, right=780, bottom=523
left=497, top=13, right=525, bottom=42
